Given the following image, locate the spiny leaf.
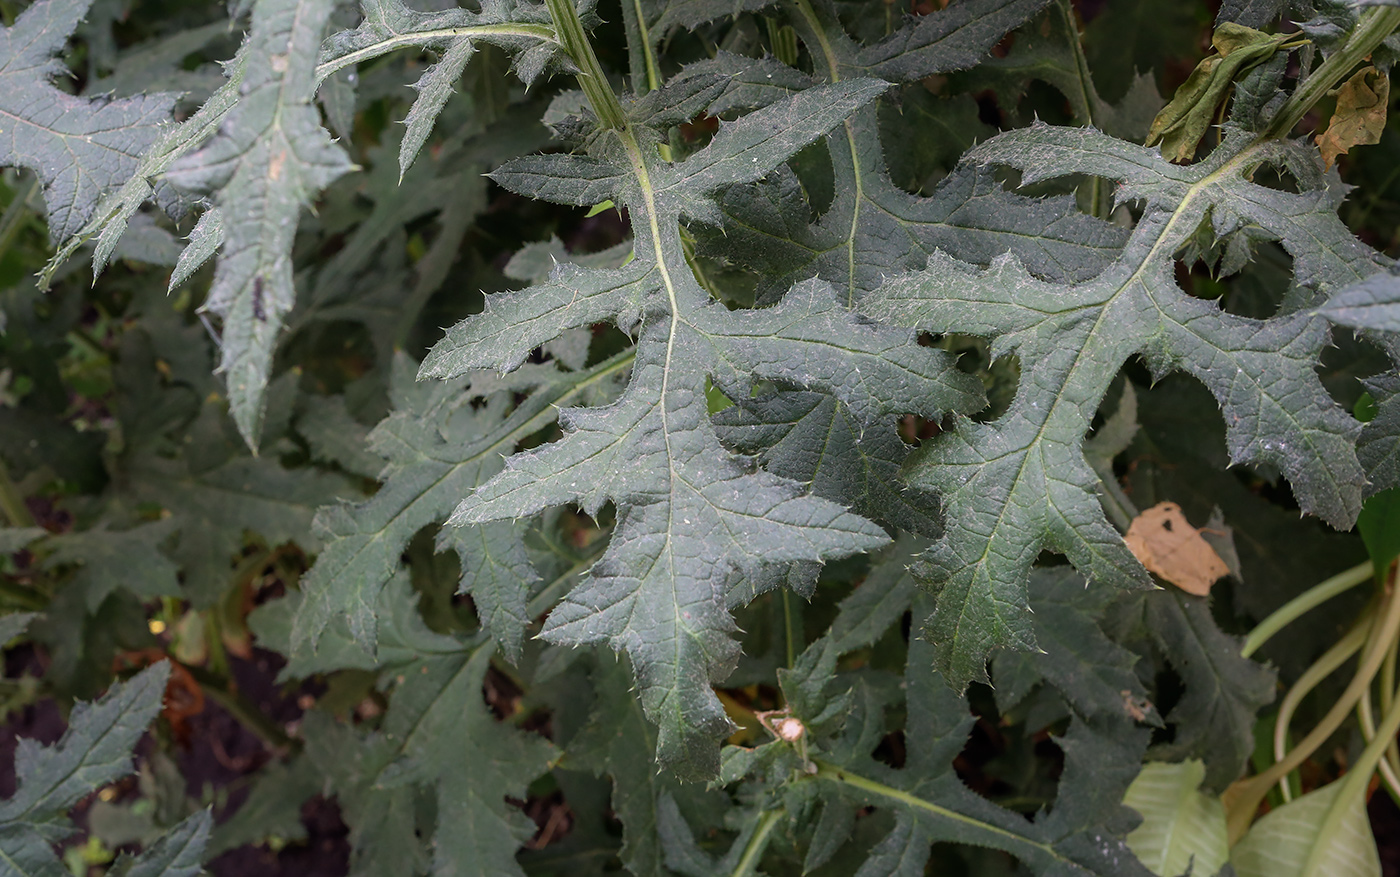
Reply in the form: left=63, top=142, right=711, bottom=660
left=109, top=811, right=212, bottom=877
left=862, top=125, right=1386, bottom=687
left=291, top=352, right=628, bottom=663
left=164, top=0, right=355, bottom=448
left=416, top=77, right=986, bottom=778
left=315, top=0, right=560, bottom=177
left=41, top=521, right=180, bottom=611
left=1108, top=589, right=1276, bottom=791
left=296, top=591, right=555, bottom=877
left=0, top=663, right=170, bottom=877
left=0, top=0, right=175, bottom=244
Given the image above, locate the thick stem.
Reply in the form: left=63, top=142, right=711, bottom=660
left=1262, top=6, right=1400, bottom=141
left=543, top=0, right=626, bottom=130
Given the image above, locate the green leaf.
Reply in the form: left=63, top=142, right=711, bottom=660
left=993, top=567, right=1149, bottom=725
left=1359, top=487, right=1400, bottom=581
left=291, top=352, right=628, bottom=663
left=702, top=0, right=1128, bottom=306
left=42, top=522, right=180, bottom=611
left=1121, top=760, right=1229, bottom=877
left=1231, top=780, right=1380, bottom=877
left=0, top=0, right=175, bottom=243
left=0, top=613, right=36, bottom=645
left=316, top=0, right=560, bottom=177
left=0, top=529, right=44, bottom=554
left=862, top=125, right=1385, bottom=687
left=109, top=811, right=212, bottom=877
left=0, top=663, right=170, bottom=877
left=121, top=406, right=356, bottom=608
left=298, top=599, right=556, bottom=877
left=164, top=0, right=356, bottom=447
left=1111, top=590, right=1276, bottom=791
left=415, top=77, right=980, bottom=778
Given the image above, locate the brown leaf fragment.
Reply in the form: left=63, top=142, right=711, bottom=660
left=1317, top=66, right=1390, bottom=169
left=1124, top=501, right=1230, bottom=595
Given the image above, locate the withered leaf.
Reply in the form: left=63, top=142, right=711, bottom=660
left=1317, top=66, right=1389, bottom=169
left=1125, top=502, right=1231, bottom=595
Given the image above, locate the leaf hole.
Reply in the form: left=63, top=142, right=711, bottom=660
left=1174, top=241, right=1296, bottom=319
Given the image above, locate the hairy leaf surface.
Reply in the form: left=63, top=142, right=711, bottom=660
left=863, top=125, right=1387, bottom=686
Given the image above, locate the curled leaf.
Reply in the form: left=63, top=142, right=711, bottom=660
left=1317, top=66, right=1390, bottom=169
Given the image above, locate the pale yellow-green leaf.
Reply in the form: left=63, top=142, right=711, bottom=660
left=1231, top=781, right=1379, bottom=877
left=1122, top=760, right=1228, bottom=877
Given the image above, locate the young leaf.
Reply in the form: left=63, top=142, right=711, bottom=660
left=862, top=125, right=1387, bottom=687
left=0, top=0, right=175, bottom=243
left=1121, top=760, right=1229, bottom=877
left=0, top=663, right=170, bottom=876
left=164, top=0, right=356, bottom=447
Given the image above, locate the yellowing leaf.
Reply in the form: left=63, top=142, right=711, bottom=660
left=1122, top=760, right=1229, bottom=877
left=1317, top=66, right=1390, bottom=169
left=1125, top=502, right=1230, bottom=595
left=1231, top=780, right=1380, bottom=877
left=1147, top=22, right=1303, bottom=162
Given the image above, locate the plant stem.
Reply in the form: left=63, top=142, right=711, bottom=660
left=1271, top=616, right=1368, bottom=801
left=1227, top=572, right=1400, bottom=843
left=1262, top=6, right=1400, bottom=141
left=543, top=0, right=626, bottom=130
left=1306, top=572, right=1400, bottom=875
left=1355, top=683, right=1400, bottom=804
left=729, top=809, right=782, bottom=877
left=1241, top=561, right=1372, bottom=658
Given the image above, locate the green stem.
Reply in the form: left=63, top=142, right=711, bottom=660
left=543, top=0, right=626, bottom=130
left=0, top=457, right=34, bottom=528
left=1307, top=632, right=1400, bottom=874
left=1227, top=573, right=1400, bottom=842
left=729, top=809, right=782, bottom=877
left=1271, top=615, right=1369, bottom=801
left=1262, top=6, right=1400, bottom=141
left=811, top=760, right=1064, bottom=860
left=1242, top=561, right=1372, bottom=658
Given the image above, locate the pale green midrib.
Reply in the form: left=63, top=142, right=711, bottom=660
left=788, top=0, right=863, bottom=307
left=812, top=760, right=1068, bottom=862
left=628, top=0, right=661, bottom=93
left=618, top=121, right=694, bottom=745
left=314, top=24, right=558, bottom=85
